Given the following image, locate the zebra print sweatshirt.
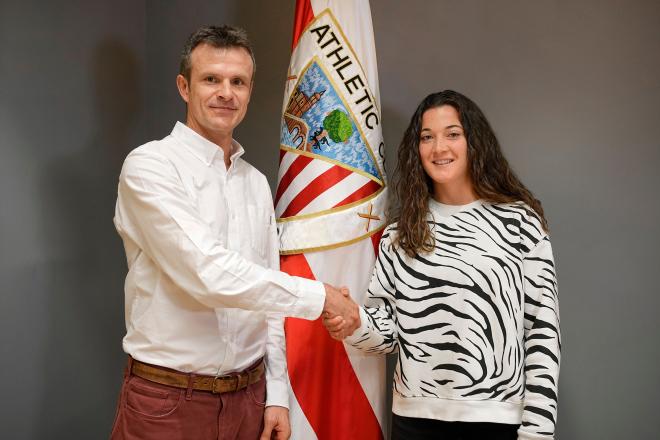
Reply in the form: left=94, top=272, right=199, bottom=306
left=346, top=199, right=560, bottom=439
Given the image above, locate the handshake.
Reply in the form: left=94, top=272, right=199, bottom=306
left=322, top=284, right=361, bottom=340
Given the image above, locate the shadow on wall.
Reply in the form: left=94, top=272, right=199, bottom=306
left=380, top=102, right=411, bottom=218
left=36, top=39, right=140, bottom=439
left=232, top=1, right=295, bottom=187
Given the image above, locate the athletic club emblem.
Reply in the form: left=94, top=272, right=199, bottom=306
left=281, top=62, right=379, bottom=179
left=276, top=10, right=387, bottom=254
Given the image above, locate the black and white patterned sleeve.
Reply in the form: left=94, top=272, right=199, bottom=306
left=346, top=227, right=399, bottom=354
left=519, top=235, right=561, bottom=439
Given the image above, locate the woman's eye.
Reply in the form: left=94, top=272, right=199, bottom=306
left=420, top=135, right=432, bottom=142
left=447, top=132, right=461, bottom=139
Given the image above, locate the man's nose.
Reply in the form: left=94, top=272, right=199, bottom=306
left=215, top=80, right=231, bottom=99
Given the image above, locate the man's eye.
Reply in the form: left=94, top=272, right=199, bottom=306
left=205, top=77, right=217, bottom=83
left=232, top=78, right=244, bottom=86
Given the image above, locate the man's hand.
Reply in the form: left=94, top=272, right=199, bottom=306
left=260, top=406, right=290, bottom=440
left=322, top=285, right=360, bottom=340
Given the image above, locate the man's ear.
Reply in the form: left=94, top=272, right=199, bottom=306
left=176, top=74, right=190, bottom=103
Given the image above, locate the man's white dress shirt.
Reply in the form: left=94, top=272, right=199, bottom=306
left=114, top=122, right=325, bottom=407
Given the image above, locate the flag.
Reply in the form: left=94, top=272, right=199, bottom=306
left=277, top=1, right=388, bottom=439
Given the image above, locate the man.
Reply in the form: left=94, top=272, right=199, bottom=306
left=110, top=25, right=358, bottom=440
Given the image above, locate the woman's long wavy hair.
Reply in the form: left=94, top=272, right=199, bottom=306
left=392, top=90, right=548, bottom=257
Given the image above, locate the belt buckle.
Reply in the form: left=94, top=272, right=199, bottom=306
left=212, top=374, right=237, bottom=394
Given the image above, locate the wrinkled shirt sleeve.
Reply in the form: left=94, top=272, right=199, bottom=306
left=114, top=148, right=325, bottom=319
left=263, top=182, right=290, bottom=408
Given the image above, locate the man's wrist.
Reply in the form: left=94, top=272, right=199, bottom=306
left=290, top=278, right=326, bottom=320
left=265, top=382, right=290, bottom=409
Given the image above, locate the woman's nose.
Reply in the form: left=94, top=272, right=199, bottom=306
left=432, top=140, right=448, bottom=152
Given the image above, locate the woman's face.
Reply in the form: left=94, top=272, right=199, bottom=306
left=419, top=105, right=473, bottom=199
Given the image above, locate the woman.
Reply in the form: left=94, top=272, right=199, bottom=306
left=328, top=90, right=560, bottom=439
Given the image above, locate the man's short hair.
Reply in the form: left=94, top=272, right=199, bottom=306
left=179, top=25, right=256, bottom=82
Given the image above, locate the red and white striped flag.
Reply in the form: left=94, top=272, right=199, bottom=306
left=277, top=1, right=387, bottom=439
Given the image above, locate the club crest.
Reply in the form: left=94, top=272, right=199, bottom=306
left=276, top=9, right=387, bottom=254
left=281, top=61, right=380, bottom=179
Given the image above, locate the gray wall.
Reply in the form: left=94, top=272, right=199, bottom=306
left=1, top=1, right=658, bottom=438
left=1, top=1, right=146, bottom=438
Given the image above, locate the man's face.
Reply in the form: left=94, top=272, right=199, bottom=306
left=176, top=43, right=253, bottom=145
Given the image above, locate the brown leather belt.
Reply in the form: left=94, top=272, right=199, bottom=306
left=130, top=358, right=265, bottom=394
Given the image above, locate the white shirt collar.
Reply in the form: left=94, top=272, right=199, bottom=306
left=171, top=121, right=245, bottom=167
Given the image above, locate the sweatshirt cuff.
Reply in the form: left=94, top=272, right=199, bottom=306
left=289, top=278, right=325, bottom=320
left=517, top=429, right=554, bottom=440
left=345, top=307, right=370, bottom=344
